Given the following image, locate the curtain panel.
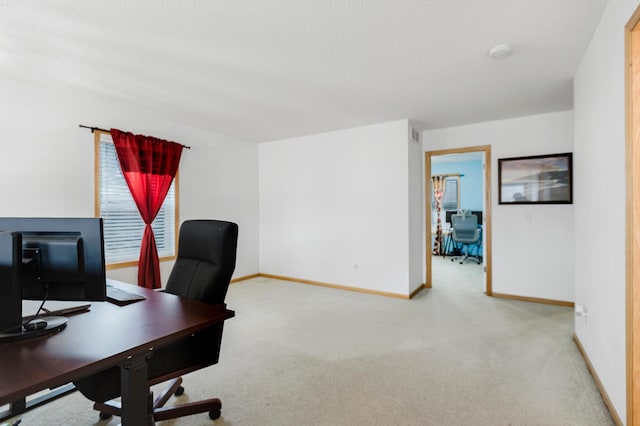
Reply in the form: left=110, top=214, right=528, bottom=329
left=110, top=128, right=184, bottom=289
left=431, top=175, right=446, bottom=255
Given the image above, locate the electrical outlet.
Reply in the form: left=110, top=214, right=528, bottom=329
left=575, top=304, right=589, bottom=322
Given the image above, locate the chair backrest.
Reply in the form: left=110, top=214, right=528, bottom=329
left=73, top=220, right=238, bottom=404
left=451, top=213, right=479, bottom=243
left=165, top=220, right=238, bottom=305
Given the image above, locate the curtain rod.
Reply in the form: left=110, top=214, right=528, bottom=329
left=79, top=124, right=191, bottom=149
left=432, top=173, right=464, bottom=177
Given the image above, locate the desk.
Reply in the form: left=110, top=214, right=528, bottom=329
left=442, top=228, right=452, bottom=258
left=0, top=281, right=234, bottom=425
left=432, top=227, right=453, bottom=257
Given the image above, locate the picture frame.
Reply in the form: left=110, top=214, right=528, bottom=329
left=498, top=152, right=573, bottom=204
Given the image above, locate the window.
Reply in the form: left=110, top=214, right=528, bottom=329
left=95, top=131, right=178, bottom=266
left=441, top=177, right=459, bottom=211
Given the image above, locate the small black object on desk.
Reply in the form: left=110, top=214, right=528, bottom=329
left=105, top=282, right=146, bottom=306
left=0, top=316, right=68, bottom=343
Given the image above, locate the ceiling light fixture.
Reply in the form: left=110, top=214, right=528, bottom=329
left=488, top=44, right=513, bottom=59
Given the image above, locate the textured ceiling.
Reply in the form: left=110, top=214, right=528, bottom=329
left=0, top=0, right=609, bottom=142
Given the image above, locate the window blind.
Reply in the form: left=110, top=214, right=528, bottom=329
left=442, top=177, right=459, bottom=211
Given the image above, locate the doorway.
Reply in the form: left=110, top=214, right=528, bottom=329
left=425, top=145, right=492, bottom=295
left=625, top=9, right=640, bottom=425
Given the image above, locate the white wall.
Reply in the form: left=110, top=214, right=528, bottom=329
left=259, top=120, right=422, bottom=296
left=423, top=111, right=575, bottom=302
left=573, top=0, right=637, bottom=421
left=408, top=126, right=424, bottom=294
left=0, top=77, right=259, bottom=284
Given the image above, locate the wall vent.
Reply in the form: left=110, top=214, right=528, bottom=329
left=410, top=126, right=421, bottom=143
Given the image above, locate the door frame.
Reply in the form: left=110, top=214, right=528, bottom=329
left=424, top=145, right=492, bottom=295
left=625, top=8, right=640, bottom=425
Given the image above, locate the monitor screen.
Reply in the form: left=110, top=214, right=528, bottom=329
left=471, top=210, right=483, bottom=226
left=0, top=231, right=22, bottom=333
left=0, top=218, right=107, bottom=302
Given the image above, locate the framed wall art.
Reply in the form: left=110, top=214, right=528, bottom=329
left=498, top=152, right=573, bottom=204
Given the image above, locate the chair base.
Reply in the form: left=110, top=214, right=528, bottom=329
left=94, top=377, right=222, bottom=423
left=450, top=250, right=482, bottom=264
left=451, top=255, right=481, bottom=264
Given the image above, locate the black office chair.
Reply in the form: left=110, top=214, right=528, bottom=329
left=73, top=219, right=238, bottom=422
left=450, top=211, right=481, bottom=264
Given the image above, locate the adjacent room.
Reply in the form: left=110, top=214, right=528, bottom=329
left=429, top=151, right=486, bottom=293
left=1, top=0, right=638, bottom=425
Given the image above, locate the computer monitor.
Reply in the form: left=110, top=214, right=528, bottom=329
left=445, top=210, right=456, bottom=226
left=470, top=210, right=483, bottom=225
left=0, top=231, right=22, bottom=333
left=0, top=217, right=107, bottom=302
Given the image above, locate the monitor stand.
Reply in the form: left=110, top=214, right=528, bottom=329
left=0, top=316, right=67, bottom=343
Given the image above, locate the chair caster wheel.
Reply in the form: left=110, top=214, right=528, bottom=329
left=209, top=409, right=221, bottom=420
left=174, top=386, right=185, bottom=396
left=99, top=412, right=112, bottom=420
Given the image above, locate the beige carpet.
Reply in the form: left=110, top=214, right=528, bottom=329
left=4, top=261, right=613, bottom=425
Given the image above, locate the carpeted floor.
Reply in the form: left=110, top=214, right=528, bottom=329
left=4, top=260, right=613, bottom=425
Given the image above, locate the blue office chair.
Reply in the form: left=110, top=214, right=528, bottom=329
left=74, top=220, right=238, bottom=422
left=450, top=212, right=481, bottom=264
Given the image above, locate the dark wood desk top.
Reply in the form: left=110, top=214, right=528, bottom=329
left=0, top=282, right=234, bottom=407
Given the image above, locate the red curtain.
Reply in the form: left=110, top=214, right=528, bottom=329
left=111, top=129, right=184, bottom=289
